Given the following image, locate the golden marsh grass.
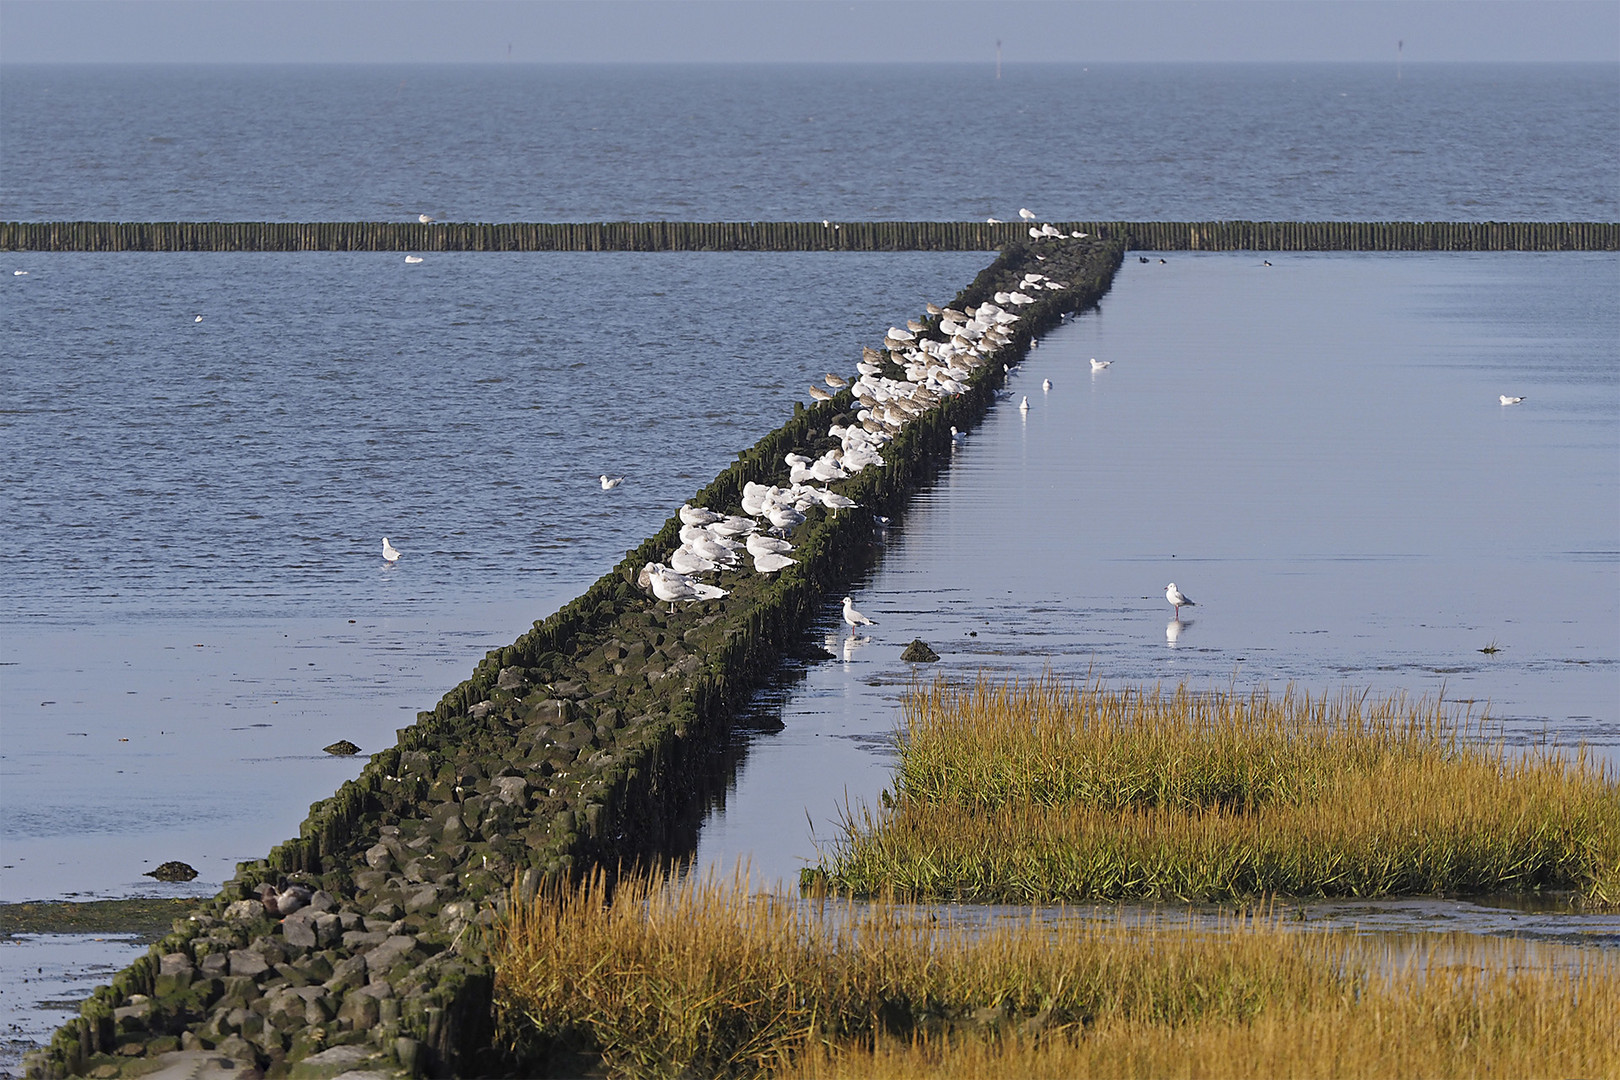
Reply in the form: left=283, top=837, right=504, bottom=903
left=492, top=870, right=1620, bottom=1079
left=808, top=677, right=1619, bottom=905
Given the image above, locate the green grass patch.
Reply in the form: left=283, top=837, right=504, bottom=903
left=806, top=676, right=1620, bottom=905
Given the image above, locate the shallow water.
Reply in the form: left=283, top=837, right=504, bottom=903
left=694, top=251, right=1620, bottom=893
left=0, top=250, right=988, bottom=901
left=0, top=934, right=146, bottom=1073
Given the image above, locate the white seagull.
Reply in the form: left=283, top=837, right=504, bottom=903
left=1042, top=378, right=1052, bottom=392
left=194, top=315, right=203, bottom=323
left=842, top=596, right=876, bottom=628
left=1499, top=395, right=1526, bottom=406
left=382, top=538, right=401, bottom=563
left=1019, top=396, right=1030, bottom=412
left=1018, top=208, right=1037, bottom=221
left=404, top=255, right=423, bottom=264
left=418, top=214, right=435, bottom=224
left=1165, top=582, right=1194, bottom=616
left=599, top=475, right=624, bottom=490
left=1090, top=358, right=1111, bottom=371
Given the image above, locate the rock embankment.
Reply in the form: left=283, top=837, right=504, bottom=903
left=26, top=237, right=1123, bottom=1080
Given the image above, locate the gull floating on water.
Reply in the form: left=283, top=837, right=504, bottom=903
left=1019, top=396, right=1030, bottom=412
left=12, top=270, right=27, bottom=276
left=404, top=255, right=423, bottom=264
left=1500, top=395, right=1526, bottom=406
left=1165, top=583, right=1194, bottom=616
left=1042, top=378, right=1052, bottom=392
left=382, top=537, right=401, bottom=563
left=599, top=475, right=624, bottom=490
left=194, top=315, right=203, bottom=322
left=1090, top=358, right=1111, bottom=371
left=843, top=596, right=876, bottom=628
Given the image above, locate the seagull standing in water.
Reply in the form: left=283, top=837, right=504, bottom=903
left=843, top=596, right=875, bottom=628
left=1165, top=583, right=1194, bottom=617
left=382, top=538, right=401, bottom=563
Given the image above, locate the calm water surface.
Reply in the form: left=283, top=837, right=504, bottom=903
left=695, top=251, right=1620, bottom=888
left=4, top=63, right=1615, bottom=222
left=0, top=251, right=988, bottom=901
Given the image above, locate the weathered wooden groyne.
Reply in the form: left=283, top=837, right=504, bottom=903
left=2, top=219, right=1615, bottom=253
left=25, top=237, right=1125, bottom=1080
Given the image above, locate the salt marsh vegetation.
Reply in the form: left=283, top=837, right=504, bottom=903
left=492, top=869, right=1619, bottom=1079
left=808, top=677, right=1619, bottom=905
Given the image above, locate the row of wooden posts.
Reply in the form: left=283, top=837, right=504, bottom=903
left=1, top=219, right=1615, bottom=252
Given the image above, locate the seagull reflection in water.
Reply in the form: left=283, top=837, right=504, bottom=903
left=1166, top=618, right=1193, bottom=646
left=843, top=634, right=872, bottom=662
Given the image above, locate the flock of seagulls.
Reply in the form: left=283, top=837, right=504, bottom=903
left=368, top=217, right=1531, bottom=645
left=630, top=275, right=1040, bottom=622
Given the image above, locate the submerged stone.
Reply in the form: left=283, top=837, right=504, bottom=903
left=901, top=639, right=940, bottom=663
left=144, top=860, right=199, bottom=882
left=322, top=739, right=361, bottom=755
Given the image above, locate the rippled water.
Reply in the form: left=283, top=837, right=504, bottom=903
left=0, top=251, right=989, bottom=901
left=695, top=251, right=1620, bottom=888
left=4, top=63, right=1616, bottom=222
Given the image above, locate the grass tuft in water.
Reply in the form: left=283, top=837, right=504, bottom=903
left=807, top=676, right=1619, bottom=905
left=492, top=869, right=1620, bottom=1080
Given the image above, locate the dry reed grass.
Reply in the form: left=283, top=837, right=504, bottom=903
left=492, top=869, right=1620, bottom=1080
left=810, top=677, right=1619, bottom=905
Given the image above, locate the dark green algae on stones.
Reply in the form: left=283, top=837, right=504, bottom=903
left=24, top=237, right=1124, bottom=1080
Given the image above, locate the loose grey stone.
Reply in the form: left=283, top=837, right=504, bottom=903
left=291, top=1043, right=379, bottom=1075
left=489, top=777, right=528, bottom=803
left=314, top=912, right=343, bottom=947
left=159, top=952, right=195, bottom=977
left=363, top=844, right=393, bottom=872
left=281, top=911, right=318, bottom=949
left=364, top=935, right=420, bottom=974
left=227, top=949, right=270, bottom=979
left=403, top=885, right=440, bottom=914
left=223, top=899, right=263, bottom=923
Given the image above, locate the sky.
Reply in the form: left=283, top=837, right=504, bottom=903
left=1, top=0, right=1616, bottom=65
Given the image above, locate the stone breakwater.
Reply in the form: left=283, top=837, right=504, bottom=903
left=25, top=237, right=1124, bottom=1080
